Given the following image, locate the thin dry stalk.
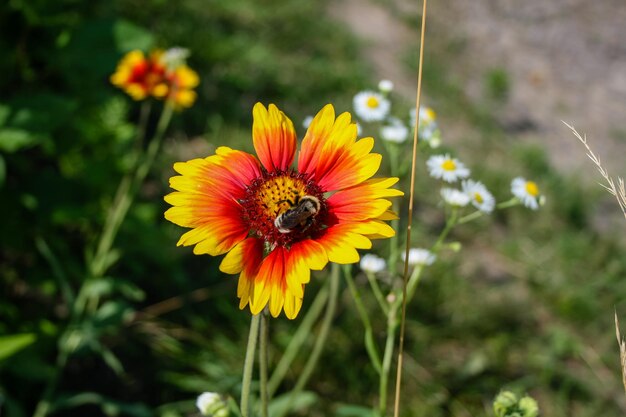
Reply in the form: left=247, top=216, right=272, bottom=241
left=615, top=312, right=626, bottom=396
left=565, top=121, right=626, bottom=219
left=393, top=2, right=428, bottom=417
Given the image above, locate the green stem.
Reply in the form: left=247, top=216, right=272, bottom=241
left=91, top=103, right=173, bottom=278
left=379, top=301, right=400, bottom=417
left=344, top=265, right=383, bottom=373
left=267, top=282, right=330, bottom=397
left=366, top=271, right=390, bottom=315
left=496, top=197, right=520, bottom=209
left=431, top=208, right=458, bottom=253
left=406, top=265, right=425, bottom=303
left=259, top=312, right=270, bottom=417
left=384, top=142, right=402, bottom=276
left=32, top=349, right=69, bottom=417
left=32, top=102, right=172, bottom=417
left=277, top=264, right=340, bottom=417
left=241, top=314, right=261, bottom=417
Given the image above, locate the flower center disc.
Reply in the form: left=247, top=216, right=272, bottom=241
left=525, top=181, right=539, bottom=197
left=242, top=171, right=326, bottom=248
left=442, top=160, right=456, bottom=171
left=366, top=96, right=380, bottom=108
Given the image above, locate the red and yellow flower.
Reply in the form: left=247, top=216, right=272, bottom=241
left=110, top=49, right=199, bottom=108
left=165, top=104, right=403, bottom=319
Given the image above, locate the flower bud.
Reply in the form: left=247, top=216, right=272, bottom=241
left=518, top=396, right=539, bottom=417
left=493, top=391, right=517, bottom=417
left=196, top=392, right=229, bottom=417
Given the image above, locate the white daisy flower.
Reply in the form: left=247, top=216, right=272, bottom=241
left=380, top=117, right=409, bottom=143
left=511, top=177, right=543, bottom=210
left=441, top=187, right=470, bottom=207
left=360, top=254, right=387, bottom=273
left=410, top=106, right=440, bottom=145
left=402, top=248, right=436, bottom=266
left=196, top=392, right=228, bottom=417
left=378, top=79, right=394, bottom=93
left=427, top=154, right=470, bottom=183
left=356, top=121, right=363, bottom=137
left=462, top=179, right=495, bottom=213
left=302, top=115, right=314, bottom=129
left=353, top=91, right=390, bottom=122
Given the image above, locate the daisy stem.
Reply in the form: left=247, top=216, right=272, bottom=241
left=405, top=265, right=425, bottom=303
left=496, top=197, right=520, bottom=209
left=379, top=299, right=400, bottom=417
left=277, top=264, right=340, bottom=417
left=459, top=198, right=520, bottom=224
left=366, top=271, right=390, bottom=315
left=268, top=283, right=330, bottom=397
left=432, top=209, right=458, bottom=254
left=241, top=313, right=261, bottom=417
left=343, top=265, right=383, bottom=374
left=259, top=311, right=270, bottom=417
left=458, top=210, right=484, bottom=225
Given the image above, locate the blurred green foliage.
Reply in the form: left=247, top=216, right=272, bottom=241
left=2, top=0, right=626, bottom=416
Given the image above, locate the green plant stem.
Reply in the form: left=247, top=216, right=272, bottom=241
left=32, top=103, right=173, bottom=417
left=277, top=264, right=340, bottom=417
left=241, top=314, right=261, bottom=417
left=432, top=208, right=458, bottom=253
left=379, top=300, right=400, bottom=417
left=385, top=142, right=403, bottom=276
left=366, top=271, right=390, bottom=315
left=406, top=265, right=425, bottom=303
left=90, top=102, right=174, bottom=278
left=259, top=312, right=269, bottom=417
left=268, top=283, right=330, bottom=397
left=32, top=349, right=69, bottom=417
left=343, top=265, right=382, bottom=374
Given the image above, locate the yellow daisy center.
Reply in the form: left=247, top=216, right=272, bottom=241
left=441, top=159, right=456, bottom=171
left=366, top=96, right=380, bottom=109
left=473, top=192, right=484, bottom=204
left=525, top=181, right=539, bottom=197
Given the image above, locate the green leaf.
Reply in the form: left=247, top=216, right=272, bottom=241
left=93, top=300, right=134, bottom=328
left=113, top=20, right=154, bottom=53
left=0, top=128, right=40, bottom=152
left=334, top=404, right=377, bottom=417
left=268, top=391, right=318, bottom=416
left=0, top=333, right=37, bottom=361
left=0, top=104, right=11, bottom=126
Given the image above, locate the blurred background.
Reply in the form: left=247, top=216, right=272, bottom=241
left=2, top=0, right=626, bottom=416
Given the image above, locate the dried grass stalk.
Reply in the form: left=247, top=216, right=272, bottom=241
left=615, top=311, right=626, bottom=396
left=565, top=121, right=626, bottom=219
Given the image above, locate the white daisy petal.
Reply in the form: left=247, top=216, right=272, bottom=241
left=427, top=154, right=471, bottom=183
left=462, top=179, right=495, bottom=213
left=378, top=79, right=394, bottom=93
left=353, top=91, right=391, bottom=122
left=360, top=254, right=387, bottom=273
left=402, top=248, right=436, bottom=266
left=511, top=177, right=542, bottom=210
left=380, top=117, right=409, bottom=143
left=441, top=187, right=470, bottom=207
left=302, top=115, right=314, bottom=129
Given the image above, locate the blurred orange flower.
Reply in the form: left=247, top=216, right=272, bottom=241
left=111, top=48, right=199, bottom=108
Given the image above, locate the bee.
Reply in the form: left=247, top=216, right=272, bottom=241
left=274, top=195, right=321, bottom=234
